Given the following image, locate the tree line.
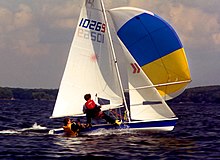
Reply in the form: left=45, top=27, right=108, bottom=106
left=167, top=85, right=220, bottom=104
left=0, top=87, right=58, bottom=101
left=0, top=86, right=220, bottom=104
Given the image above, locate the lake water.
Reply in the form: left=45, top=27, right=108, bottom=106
left=0, top=100, right=219, bottom=159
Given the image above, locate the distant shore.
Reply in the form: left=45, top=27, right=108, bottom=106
left=0, top=85, right=220, bottom=104
left=167, top=85, right=220, bottom=104
left=0, top=87, right=57, bottom=101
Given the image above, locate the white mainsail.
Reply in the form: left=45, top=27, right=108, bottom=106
left=51, top=0, right=123, bottom=118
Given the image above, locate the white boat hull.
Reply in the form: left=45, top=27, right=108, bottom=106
left=49, top=118, right=177, bottom=135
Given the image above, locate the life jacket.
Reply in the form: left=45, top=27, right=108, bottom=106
left=63, top=123, right=78, bottom=137
left=85, top=99, right=96, bottom=110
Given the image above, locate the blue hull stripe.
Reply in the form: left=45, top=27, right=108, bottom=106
left=125, top=119, right=176, bottom=129
left=81, top=119, right=177, bottom=133
left=117, top=13, right=183, bottom=66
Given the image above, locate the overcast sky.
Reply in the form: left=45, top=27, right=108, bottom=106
left=0, top=0, right=220, bottom=89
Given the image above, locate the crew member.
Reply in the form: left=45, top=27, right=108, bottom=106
left=83, top=94, right=121, bottom=126
left=63, top=117, right=82, bottom=137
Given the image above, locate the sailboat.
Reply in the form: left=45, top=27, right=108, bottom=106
left=49, top=0, right=191, bottom=134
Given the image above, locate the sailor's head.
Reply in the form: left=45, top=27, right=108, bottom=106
left=63, top=117, right=71, bottom=126
left=84, top=94, right=91, bottom=101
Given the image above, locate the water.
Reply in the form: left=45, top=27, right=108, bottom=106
left=0, top=100, right=219, bottom=160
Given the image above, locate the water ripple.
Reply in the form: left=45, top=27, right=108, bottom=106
left=0, top=100, right=219, bottom=159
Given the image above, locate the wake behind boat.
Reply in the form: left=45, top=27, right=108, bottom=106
left=0, top=123, right=49, bottom=135
left=49, top=0, right=191, bottom=135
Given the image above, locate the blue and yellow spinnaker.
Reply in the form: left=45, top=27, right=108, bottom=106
left=109, top=7, right=191, bottom=99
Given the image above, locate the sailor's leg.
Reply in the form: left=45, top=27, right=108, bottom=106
left=86, top=113, right=92, bottom=124
left=99, top=112, right=115, bottom=124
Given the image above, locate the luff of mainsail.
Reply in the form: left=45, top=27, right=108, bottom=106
left=51, top=0, right=123, bottom=118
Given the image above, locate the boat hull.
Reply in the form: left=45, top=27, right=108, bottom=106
left=49, top=118, right=177, bottom=135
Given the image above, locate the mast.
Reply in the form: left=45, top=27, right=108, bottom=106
left=100, top=0, right=131, bottom=122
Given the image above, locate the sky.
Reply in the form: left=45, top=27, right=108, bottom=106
left=0, top=0, right=220, bottom=89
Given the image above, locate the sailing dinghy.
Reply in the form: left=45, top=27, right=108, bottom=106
left=49, top=0, right=191, bottom=135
